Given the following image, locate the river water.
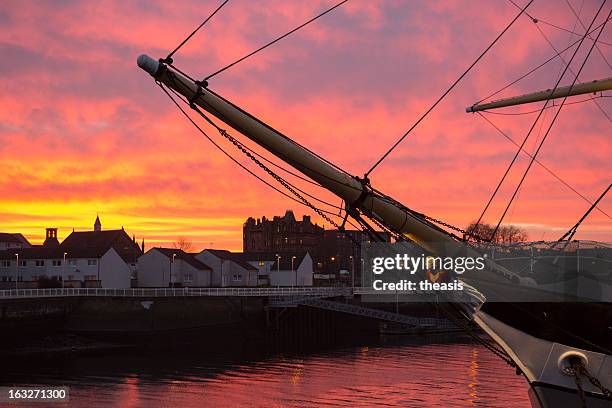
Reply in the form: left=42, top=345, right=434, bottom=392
left=4, top=335, right=531, bottom=407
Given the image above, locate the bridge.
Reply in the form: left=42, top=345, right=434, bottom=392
left=0, top=287, right=353, bottom=300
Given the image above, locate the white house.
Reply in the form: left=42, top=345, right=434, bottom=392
left=137, top=248, right=212, bottom=287
left=196, top=249, right=258, bottom=287
left=269, top=252, right=313, bottom=286
left=0, top=220, right=143, bottom=289
left=235, top=252, right=314, bottom=287
left=0, top=245, right=131, bottom=289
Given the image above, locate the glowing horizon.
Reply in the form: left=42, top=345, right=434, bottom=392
left=1, top=0, right=610, bottom=251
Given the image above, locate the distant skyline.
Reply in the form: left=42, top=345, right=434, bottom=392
left=1, top=0, right=610, bottom=250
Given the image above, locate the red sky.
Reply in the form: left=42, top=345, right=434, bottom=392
left=0, top=0, right=610, bottom=250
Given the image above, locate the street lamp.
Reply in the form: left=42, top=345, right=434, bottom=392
left=63, top=252, right=67, bottom=289
left=14, top=253, right=18, bottom=290
left=171, top=253, right=176, bottom=288
left=275, top=254, right=281, bottom=275
left=291, top=256, right=297, bottom=287
left=349, top=255, right=354, bottom=289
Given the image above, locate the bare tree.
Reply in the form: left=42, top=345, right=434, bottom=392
left=173, top=237, right=194, bottom=252
left=465, top=221, right=528, bottom=244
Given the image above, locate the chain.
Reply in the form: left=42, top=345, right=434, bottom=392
left=568, top=359, right=612, bottom=407
left=216, top=127, right=342, bottom=229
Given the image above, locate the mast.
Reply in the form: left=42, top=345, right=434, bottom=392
left=137, top=55, right=457, bottom=253
left=466, top=76, right=612, bottom=112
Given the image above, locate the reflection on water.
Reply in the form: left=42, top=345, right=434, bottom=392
left=4, top=336, right=530, bottom=407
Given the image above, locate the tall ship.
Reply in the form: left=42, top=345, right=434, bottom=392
left=137, top=1, right=611, bottom=406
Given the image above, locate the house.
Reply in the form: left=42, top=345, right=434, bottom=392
left=0, top=233, right=31, bottom=250
left=269, top=252, right=313, bottom=286
left=0, top=217, right=144, bottom=289
left=137, top=248, right=212, bottom=287
left=0, top=242, right=131, bottom=289
left=233, top=252, right=277, bottom=286
left=196, top=249, right=258, bottom=287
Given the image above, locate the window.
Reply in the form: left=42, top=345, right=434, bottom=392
left=32, top=276, right=39, bottom=282
left=87, top=260, right=97, bottom=266
left=1, top=261, right=9, bottom=268
left=1, top=276, right=6, bottom=282
left=68, top=259, right=77, bottom=266
left=52, top=260, right=61, bottom=266
left=84, top=275, right=97, bottom=281
left=19, top=260, right=26, bottom=267
left=17, top=276, right=23, bottom=282
left=232, top=274, right=242, bottom=282
left=184, top=274, right=193, bottom=282
left=67, top=275, right=74, bottom=281
left=35, top=260, right=44, bottom=267
left=258, top=261, right=265, bottom=267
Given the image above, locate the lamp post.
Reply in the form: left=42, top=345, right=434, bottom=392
left=63, top=252, right=67, bottom=289
left=14, top=253, right=18, bottom=290
left=171, top=253, right=176, bottom=288
left=291, top=256, right=297, bottom=287
left=275, top=254, right=281, bottom=287
left=349, top=255, right=354, bottom=289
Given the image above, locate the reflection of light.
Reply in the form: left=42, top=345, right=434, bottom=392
left=291, top=359, right=304, bottom=386
left=466, top=348, right=479, bottom=405
left=360, top=346, right=369, bottom=355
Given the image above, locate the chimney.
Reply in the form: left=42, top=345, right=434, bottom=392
left=43, top=228, right=60, bottom=247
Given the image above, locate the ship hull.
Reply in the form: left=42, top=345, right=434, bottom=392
left=473, top=309, right=612, bottom=408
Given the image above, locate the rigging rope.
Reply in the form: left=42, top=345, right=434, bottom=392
left=558, top=183, right=611, bottom=241
left=472, top=18, right=611, bottom=105
left=487, top=3, right=611, bottom=245
left=204, top=0, right=349, bottom=80
left=364, top=0, right=534, bottom=177
left=158, top=82, right=344, bottom=219
left=507, top=0, right=612, bottom=122
left=471, top=2, right=609, bottom=242
left=476, top=111, right=611, bottom=219
left=164, top=0, right=230, bottom=63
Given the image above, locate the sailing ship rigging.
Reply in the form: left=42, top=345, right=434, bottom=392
left=138, top=1, right=612, bottom=406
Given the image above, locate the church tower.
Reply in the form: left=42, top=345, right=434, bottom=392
left=94, top=215, right=101, bottom=232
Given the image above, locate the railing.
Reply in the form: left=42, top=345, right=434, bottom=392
left=0, top=287, right=353, bottom=299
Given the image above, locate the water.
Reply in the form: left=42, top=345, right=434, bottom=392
left=4, top=336, right=531, bottom=407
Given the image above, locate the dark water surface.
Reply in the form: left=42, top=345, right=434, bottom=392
left=4, top=335, right=531, bottom=407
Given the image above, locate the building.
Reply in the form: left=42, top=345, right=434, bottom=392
left=0, top=233, right=31, bottom=250
left=0, top=216, right=144, bottom=289
left=269, top=252, right=313, bottom=286
left=196, top=249, right=258, bottom=287
left=243, top=210, right=324, bottom=253
left=236, top=251, right=314, bottom=286
left=0, top=244, right=131, bottom=289
left=243, top=210, right=391, bottom=284
left=137, top=248, right=212, bottom=287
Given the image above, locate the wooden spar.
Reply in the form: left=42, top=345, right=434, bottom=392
left=137, top=55, right=458, bottom=252
left=466, top=76, right=612, bottom=112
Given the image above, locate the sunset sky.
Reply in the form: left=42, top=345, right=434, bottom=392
left=1, top=0, right=610, bottom=251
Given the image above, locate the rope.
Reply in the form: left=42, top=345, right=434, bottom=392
left=364, top=0, right=533, bottom=177
left=164, top=0, right=230, bottom=63
left=472, top=18, right=610, bottom=106
left=487, top=3, right=611, bottom=245
left=476, top=112, right=611, bottom=220
left=158, top=81, right=343, bottom=219
left=204, top=0, right=349, bottom=80
left=472, top=2, right=609, bottom=243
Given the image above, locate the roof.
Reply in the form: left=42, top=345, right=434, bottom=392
left=234, top=252, right=278, bottom=262
left=0, top=233, right=24, bottom=244
left=205, top=249, right=257, bottom=271
left=61, top=229, right=142, bottom=263
left=270, top=252, right=309, bottom=270
left=0, top=245, right=113, bottom=260
left=152, top=248, right=211, bottom=270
